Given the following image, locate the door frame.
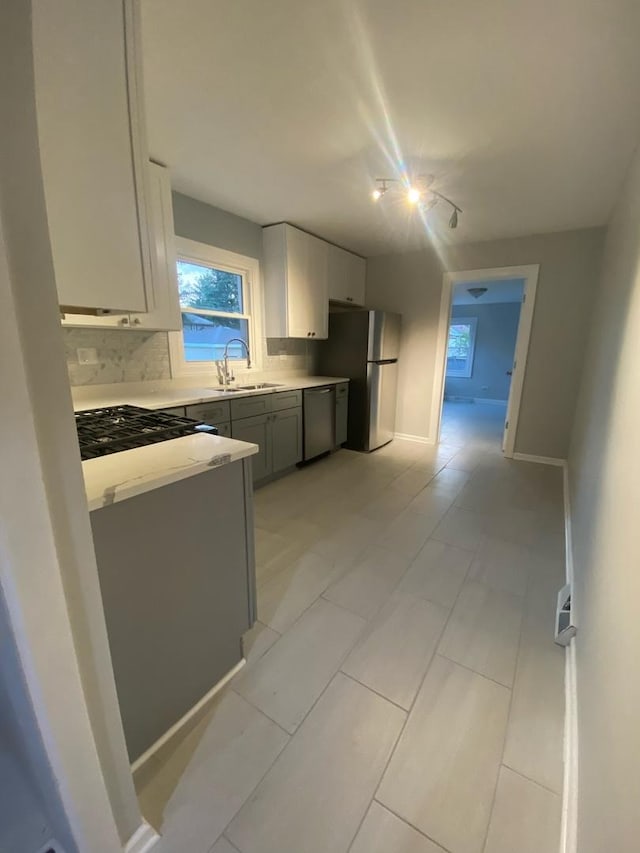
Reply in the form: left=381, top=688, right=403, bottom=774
left=430, top=264, right=540, bottom=457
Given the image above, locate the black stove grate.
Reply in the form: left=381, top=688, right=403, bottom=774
left=75, top=405, right=217, bottom=460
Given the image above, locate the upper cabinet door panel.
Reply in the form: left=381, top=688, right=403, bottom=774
left=262, top=223, right=329, bottom=339
left=328, top=245, right=366, bottom=306
left=33, top=0, right=149, bottom=312
left=132, top=162, right=182, bottom=330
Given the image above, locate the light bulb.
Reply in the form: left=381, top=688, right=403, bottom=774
left=371, top=188, right=382, bottom=201
left=407, top=187, right=421, bottom=204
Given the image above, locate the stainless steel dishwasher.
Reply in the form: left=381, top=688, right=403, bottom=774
left=303, top=386, right=335, bottom=461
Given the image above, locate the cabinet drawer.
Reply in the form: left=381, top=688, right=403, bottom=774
left=335, top=382, right=349, bottom=399
left=271, top=389, right=302, bottom=412
left=230, top=394, right=273, bottom=421
left=185, top=401, right=231, bottom=424
left=215, top=421, right=231, bottom=438
left=159, top=406, right=186, bottom=417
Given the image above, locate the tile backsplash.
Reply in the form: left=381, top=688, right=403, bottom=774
left=63, top=328, right=315, bottom=386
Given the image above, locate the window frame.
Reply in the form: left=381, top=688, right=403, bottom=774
left=168, top=236, right=263, bottom=377
left=446, top=316, right=478, bottom=379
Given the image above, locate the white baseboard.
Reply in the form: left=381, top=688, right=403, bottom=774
left=513, top=452, right=566, bottom=467
left=560, top=460, right=578, bottom=853
left=124, top=820, right=160, bottom=853
left=130, top=658, right=246, bottom=774
left=393, top=432, right=435, bottom=445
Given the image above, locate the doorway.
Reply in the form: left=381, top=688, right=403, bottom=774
left=430, top=265, right=540, bottom=457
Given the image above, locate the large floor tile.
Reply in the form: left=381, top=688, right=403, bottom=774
left=406, top=486, right=455, bottom=519
left=483, top=766, right=561, bottom=853
left=226, top=673, right=406, bottom=853
left=137, top=691, right=288, bottom=853
left=397, top=539, right=474, bottom=609
left=324, top=545, right=411, bottom=620
left=360, top=487, right=414, bottom=523
left=209, top=838, right=240, bottom=853
left=375, top=509, right=439, bottom=559
left=437, top=580, right=523, bottom=687
left=466, top=537, right=531, bottom=597
left=377, top=656, right=511, bottom=853
left=502, top=621, right=565, bottom=793
left=389, top=467, right=438, bottom=498
left=257, top=550, right=338, bottom=633
left=234, top=598, right=364, bottom=733
left=342, top=592, right=448, bottom=709
left=349, top=801, right=445, bottom=853
left=242, top=621, right=280, bottom=667
left=431, top=505, right=487, bottom=551
left=309, top=514, right=378, bottom=567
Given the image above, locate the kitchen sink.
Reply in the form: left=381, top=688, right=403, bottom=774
left=237, top=383, right=285, bottom=390
left=214, top=383, right=285, bottom=392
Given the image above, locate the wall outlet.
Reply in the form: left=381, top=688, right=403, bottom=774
left=77, top=347, right=98, bottom=365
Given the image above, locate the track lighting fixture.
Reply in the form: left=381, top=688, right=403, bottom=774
left=370, top=175, right=462, bottom=228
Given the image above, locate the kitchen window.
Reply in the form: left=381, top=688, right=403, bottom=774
left=446, top=317, right=477, bottom=378
left=169, top=237, right=262, bottom=376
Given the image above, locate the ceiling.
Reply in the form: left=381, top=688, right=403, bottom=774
left=452, top=278, right=524, bottom=305
left=140, top=0, right=640, bottom=257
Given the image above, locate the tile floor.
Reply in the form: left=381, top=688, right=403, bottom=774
left=136, top=401, right=566, bottom=853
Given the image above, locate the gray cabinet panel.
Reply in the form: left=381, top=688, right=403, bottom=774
left=336, top=382, right=349, bottom=399
left=230, top=393, right=273, bottom=421
left=336, top=397, right=348, bottom=446
left=186, top=401, right=231, bottom=425
left=159, top=406, right=186, bottom=417
left=216, top=421, right=232, bottom=438
left=90, top=463, right=252, bottom=762
left=272, top=389, right=302, bottom=412
left=272, top=408, right=303, bottom=473
left=231, top=414, right=271, bottom=482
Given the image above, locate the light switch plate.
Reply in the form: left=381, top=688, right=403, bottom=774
left=77, top=347, right=98, bottom=365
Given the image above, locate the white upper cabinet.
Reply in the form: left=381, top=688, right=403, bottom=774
left=327, top=245, right=366, bottom=306
left=130, top=162, right=182, bottom=331
left=33, top=0, right=151, bottom=313
left=263, top=224, right=328, bottom=339
left=61, top=162, right=182, bottom=331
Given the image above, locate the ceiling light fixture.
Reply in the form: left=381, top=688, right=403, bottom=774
left=370, top=174, right=462, bottom=228
left=467, top=286, right=488, bottom=299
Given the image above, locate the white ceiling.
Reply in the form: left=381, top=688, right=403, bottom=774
left=140, top=0, right=640, bottom=257
left=452, top=278, right=524, bottom=305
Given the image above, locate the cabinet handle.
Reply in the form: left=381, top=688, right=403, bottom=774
left=312, top=332, right=316, bottom=337
left=132, top=317, right=141, bottom=325
left=346, top=297, right=353, bottom=302
left=119, top=317, right=129, bottom=326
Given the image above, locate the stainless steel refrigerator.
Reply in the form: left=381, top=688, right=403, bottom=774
left=317, top=310, right=401, bottom=451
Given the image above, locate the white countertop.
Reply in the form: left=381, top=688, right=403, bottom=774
left=78, top=375, right=347, bottom=509
left=83, top=432, right=258, bottom=512
left=72, top=376, right=349, bottom=412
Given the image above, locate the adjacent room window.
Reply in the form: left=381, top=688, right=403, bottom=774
left=446, top=317, right=477, bottom=378
left=169, top=237, right=261, bottom=376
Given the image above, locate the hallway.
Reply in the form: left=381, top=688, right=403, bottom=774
left=136, top=401, right=566, bottom=853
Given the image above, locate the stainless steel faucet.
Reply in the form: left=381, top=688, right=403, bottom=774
left=218, top=338, right=251, bottom=386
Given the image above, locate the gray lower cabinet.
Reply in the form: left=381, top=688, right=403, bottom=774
left=90, top=459, right=256, bottom=763
left=231, top=400, right=302, bottom=485
left=272, top=408, right=303, bottom=473
left=231, top=413, right=272, bottom=482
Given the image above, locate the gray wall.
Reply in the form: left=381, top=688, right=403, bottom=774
left=366, top=227, right=605, bottom=457
left=568, top=145, right=640, bottom=851
left=172, top=191, right=264, bottom=259
left=445, top=302, right=521, bottom=401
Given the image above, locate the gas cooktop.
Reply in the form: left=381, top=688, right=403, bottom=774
left=75, top=405, right=217, bottom=460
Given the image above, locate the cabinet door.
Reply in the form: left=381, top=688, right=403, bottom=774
left=131, top=162, right=182, bottom=330
left=231, top=414, right=271, bottom=483
left=335, top=397, right=348, bottom=446
left=307, top=233, right=329, bottom=338
left=285, top=225, right=315, bottom=338
left=271, top=409, right=303, bottom=473
left=328, top=245, right=365, bottom=306
left=33, top=0, right=150, bottom=312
